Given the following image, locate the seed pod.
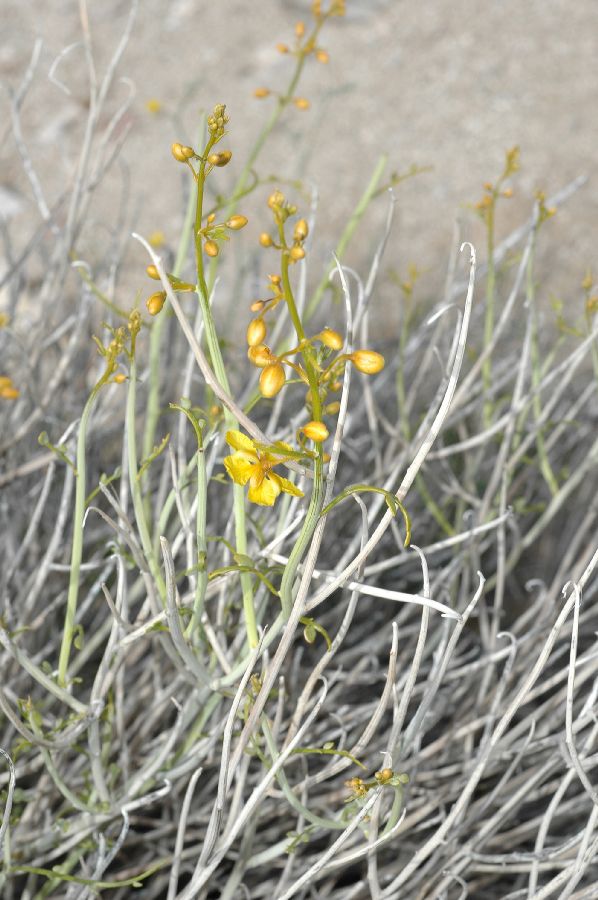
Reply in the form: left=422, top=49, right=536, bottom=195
left=171, top=142, right=187, bottom=162
left=204, top=240, right=219, bottom=258
left=246, top=318, right=267, bottom=347
left=226, top=215, right=248, bottom=230
left=259, top=232, right=273, bottom=248
left=207, top=151, right=232, bottom=167
left=289, top=245, right=306, bottom=261
left=146, top=264, right=161, bottom=280
left=303, top=623, right=316, bottom=643
left=259, top=362, right=286, bottom=398
left=302, top=420, right=329, bottom=443
left=254, top=87, right=270, bottom=98
left=248, top=344, right=273, bottom=368
left=319, top=327, right=343, bottom=350
left=146, top=291, right=166, bottom=316
left=293, top=218, right=309, bottom=242
left=350, top=349, right=385, bottom=374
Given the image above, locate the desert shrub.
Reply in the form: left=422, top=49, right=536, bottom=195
left=1, top=3, right=598, bottom=898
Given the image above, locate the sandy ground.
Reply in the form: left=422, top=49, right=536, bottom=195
left=1, top=0, right=597, bottom=334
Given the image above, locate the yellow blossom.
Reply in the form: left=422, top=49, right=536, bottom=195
left=223, top=430, right=304, bottom=506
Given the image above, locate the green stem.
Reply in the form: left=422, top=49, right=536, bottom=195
left=58, top=378, right=105, bottom=686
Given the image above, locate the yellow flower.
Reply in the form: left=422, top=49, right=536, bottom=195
left=223, top=430, right=304, bottom=507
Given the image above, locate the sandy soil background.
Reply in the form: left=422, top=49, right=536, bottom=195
left=2, top=0, right=597, bottom=334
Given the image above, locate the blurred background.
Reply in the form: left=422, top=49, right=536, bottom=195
left=2, top=0, right=597, bottom=333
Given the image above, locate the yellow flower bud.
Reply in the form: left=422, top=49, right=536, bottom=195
left=248, top=344, right=274, bottom=368
left=207, top=151, right=232, bottom=167
left=276, top=42, right=289, bottom=53
left=254, top=87, right=270, bottom=98
left=302, top=420, right=329, bottom=442
left=251, top=300, right=265, bottom=313
left=204, top=240, right=219, bottom=258
left=315, top=49, right=329, bottom=63
left=114, top=373, right=127, bottom=384
left=319, top=327, right=343, bottom=350
left=259, top=362, right=286, bottom=398
left=268, top=190, right=285, bottom=209
left=289, top=245, right=306, bottom=261
left=171, top=142, right=187, bottom=162
left=146, top=264, right=160, bottom=280
left=325, top=401, right=341, bottom=415
left=375, top=768, right=394, bottom=783
left=180, top=145, right=195, bottom=159
left=293, top=97, right=310, bottom=110
left=293, top=218, right=309, bottom=242
left=295, top=21, right=305, bottom=37
left=350, top=350, right=385, bottom=374
left=246, top=318, right=267, bottom=347
left=269, top=274, right=282, bottom=286
left=226, top=214, right=248, bottom=230
left=259, top=232, right=273, bottom=248
left=0, top=385, right=20, bottom=400
left=206, top=212, right=216, bottom=225
left=0, top=376, right=12, bottom=390
left=146, top=291, right=166, bottom=316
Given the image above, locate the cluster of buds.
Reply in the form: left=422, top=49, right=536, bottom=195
left=253, top=7, right=342, bottom=106
left=92, top=313, right=139, bottom=384
left=207, top=103, right=229, bottom=139
left=144, top=265, right=196, bottom=317
left=198, top=211, right=248, bottom=260
left=344, top=767, right=408, bottom=800
left=473, top=146, right=520, bottom=220
left=0, top=375, right=20, bottom=400
left=260, top=190, right=308, bottom=263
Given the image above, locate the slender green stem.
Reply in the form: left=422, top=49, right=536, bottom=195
left=58, top=378, right=105, bottom=686
left=482, top=199, right=496, bottom=427
left=127, top=355, right=166, bottom=600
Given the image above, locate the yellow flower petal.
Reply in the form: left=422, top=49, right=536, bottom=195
left=224, top=453, right=256, bottom=486
left=248, top=471, right=281, bottom=506
left=277, top=475, right=304, bottom=498
left=226, top=430, right=257, bottom=456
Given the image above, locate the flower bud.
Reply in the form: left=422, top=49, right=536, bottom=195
left=293, top=218, right=309, bottom=242
left=146, top=291, right=166, bottom=316
left=114, top=373, right=127, bottom=384
left=295, top=21, right=305, bottom=37
left=226, top=214, right=248, bottom=230
left=319, top=327, right=343, bottom=350
left=324, top=401, right=340, bottom=415
left=268, top=190, right=285, bottom=209
left=350, top=350, right=385, bottom=374
left=293, top=97, right=310, bottom=110
left=204, top=240, right=219, bottom=258
left=259, top=232, right=273, bottom=248
left=269, top=274, right=281, bottom=286
left=254, top=87, right=270, bottom=98
left=316, top=49, right=329, bottom=63
left=248, top=344, right=274, bottom=368
left=276, top=42, right=289, bottom=53
left=375, top=768, right=394, bottom=783
left=259, top=362, right=286, bottom=398
left=146, top=264, right=160, bottom=280
left=207, top=151, right=232, bottom=167
left=171, top=142, right=188, bottom=162
left=250, top=300, right=265, bottom=313
left=289, top=245, right=306, bottom=262
left=246, top=318, right=267, bottom=347
left=0, top=384, right=19, bottom=399
left=180, top=145, right=195, bottom=159
left=302, top=420, right=329, bottom=442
